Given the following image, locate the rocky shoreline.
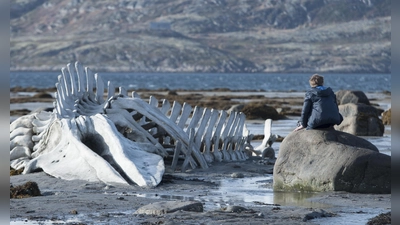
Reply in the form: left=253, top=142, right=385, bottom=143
left=9, top=87, right=391, bottom=120
left=10, top=88, right=391, bottom=224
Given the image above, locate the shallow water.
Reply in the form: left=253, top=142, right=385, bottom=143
left=208, top=176, right=331, bottom=209
left=311, top=208, right=389, bottom=225
left=246, top=117, right=391, bottom=156
left=99, top=176, right=329, bottom=211
left=101, top=176, right=386, bottom=225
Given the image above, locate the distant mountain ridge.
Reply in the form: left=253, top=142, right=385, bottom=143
left=10, top=0, right=391, bottom=73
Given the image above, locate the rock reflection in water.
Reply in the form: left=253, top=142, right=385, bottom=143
left=272, top=191, right=328, bottom=208
left=132, top=177, right=329, bottom=210
left=212, top=176, right=330, bottom=209
left=211, top=176, right=274, bottom=206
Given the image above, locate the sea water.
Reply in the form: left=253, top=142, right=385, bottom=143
left=10, top=71, right=390, bottom=92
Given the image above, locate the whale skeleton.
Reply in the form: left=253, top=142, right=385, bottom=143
left=10, top=62, right=275, bottom=187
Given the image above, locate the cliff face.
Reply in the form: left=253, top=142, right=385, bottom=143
left=10, top=0, right=391, bottom=73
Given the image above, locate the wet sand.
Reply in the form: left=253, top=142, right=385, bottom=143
left=10, top=89, right=391, bottom=224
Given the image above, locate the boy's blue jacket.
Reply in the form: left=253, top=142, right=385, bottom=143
left=300, top=86, right=343, bottom=129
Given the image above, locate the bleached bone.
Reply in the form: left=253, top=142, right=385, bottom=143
left=253, top=119, right=278, bottom=158
left=201, top=109, right=219, bottom=163
left=11, top=62, right=165, bottom=187
left=211, top=110, right=227, bottom=162
left=219, top=112, right=237, bottom=161
left=107, top=97, right=206, bottom=169
left=145, top=98, right=250, bottom=164
left=24, top=115, right=164, bottom=186
left=10, top=61, right=256, bottom=186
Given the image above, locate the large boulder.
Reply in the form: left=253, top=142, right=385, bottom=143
left=273, top=129, right=390, bottom=194
left=335, top=103, right=384, bottom=136
left=335, top=90, right=370, bottom=105
left=240, top=102, right=286, bottom=120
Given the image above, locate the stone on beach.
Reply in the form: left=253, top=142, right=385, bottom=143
left=335, top=90, right=371, bottom=105
left=228, top=102, right=285, bottom=120
left=273, top=129, right=391, bottom=193
left=241, top=102, right=286, bottom=120
left=10, top=181, right=41, bottom=199
left=334, top=89, right=385, bottom=136
left=335, top=103, right=384, bottom=136
left=134, top=200, right=203, bottom=215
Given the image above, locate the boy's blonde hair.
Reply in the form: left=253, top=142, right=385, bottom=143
left=309, top=74, right=324, bottom=87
